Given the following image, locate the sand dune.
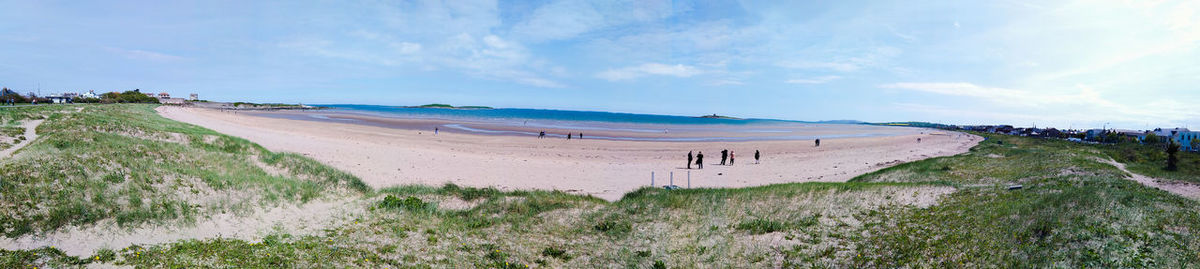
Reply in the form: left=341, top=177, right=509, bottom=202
left=158, top=106, right=982, bottom=201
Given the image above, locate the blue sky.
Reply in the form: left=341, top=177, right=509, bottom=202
left=1, top=0, right=1198, bottom=129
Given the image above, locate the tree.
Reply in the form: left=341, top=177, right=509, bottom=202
left=1167, top=141, right=1180, bottom=171
left=1103, top=131, right=1123, bottom=144
left=0, top=87, right=27, bottom=103
left=1144, top=133, right=1160, bottom=145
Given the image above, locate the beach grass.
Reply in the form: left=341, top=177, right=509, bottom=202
left=0, top=104, right=369, bottom=237
left=3, top=106, right=1200, bottom=268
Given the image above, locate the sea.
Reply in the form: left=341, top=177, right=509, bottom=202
left=259, top=104, right=917, bottom=142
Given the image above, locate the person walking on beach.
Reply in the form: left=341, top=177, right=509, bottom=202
left=696, top=152, right=704, bottom=169
left=539, top=131, right=545, bottom=139
left=434, top=127, right=438, bottom=135
left=754, top=150, right=760, bottom=164
left=917, top=137, right=922, bottom=143
left=579, top=133, right=583, bottom=139
left=815, top=139, right=821, bottom=147
left=687, top=151, right=694, bottom=169
left=720, top=149, right=728, bottom=165
left=730, top=151, right=735, bottom=165
left=567, top=133, right=572, bottom=140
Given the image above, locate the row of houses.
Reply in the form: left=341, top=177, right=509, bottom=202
left=944, top=125, right=1200, bottom=151
left=43, top=90, right=199, bottom=104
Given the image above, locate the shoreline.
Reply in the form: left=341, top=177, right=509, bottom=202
left=158, top=106, right=983, bottom=201
left=241, top=108, right=922, bottom=142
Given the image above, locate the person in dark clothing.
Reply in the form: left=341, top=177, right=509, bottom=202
left=754, top=150, right=760, bottom=164
left=539, top=131, right=545, bottom=138
left=815, top=139, right=820, bottom=147
left=687, top=151, right=693, bottom=169
left=720, top=149, right=728, bottom=165
left=695, top=152, right=704, bottom=169
left=579, top=133, right=583, bottom=139
left=567, top=133, right=572, bottom=140
left=434, top=127, right=438, bottom=135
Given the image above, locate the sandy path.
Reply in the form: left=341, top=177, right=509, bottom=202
left=1105, top=159, right=1200, bottom=199
left=0, top=119, right=44, bottom=158
left=158, top=106, right=982, bottom=201
left=0, top=198, right=366, bottom=256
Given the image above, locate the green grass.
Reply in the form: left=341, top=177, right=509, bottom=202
left=1100, top=142, right=1200, bottom=183
left=4, top=111, right=1200, bottom=268
left=0, top=104, right=369, bottom=237
left=852, top=133, right=1200, bottom=268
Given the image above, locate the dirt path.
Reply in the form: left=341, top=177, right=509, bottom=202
left=1105, top=159, right=1200, bottom=200
left=0, top=198, right=368, bottom=256
left=0, top=119, right=44, bottom=158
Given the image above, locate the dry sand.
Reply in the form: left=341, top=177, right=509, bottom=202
left=0, top=119, right=44, bottom=158
left=158, top=106, right=982, bottom=201
left=0, top=197, right=366, bottom=256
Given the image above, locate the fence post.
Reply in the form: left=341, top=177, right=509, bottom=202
left=687, top=170, right=691, bottom=188
left=651, top=172, right=654, bottom=187
left=670, top=172, right=674, bottom=187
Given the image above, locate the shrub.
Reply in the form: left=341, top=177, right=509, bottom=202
left=736, top=219, right=788, bottom=234
left=541, top=246, right=570, bottom=260
left=379, top=195, right=428, bottom=211
left=593, top=219, right=632, bottom=237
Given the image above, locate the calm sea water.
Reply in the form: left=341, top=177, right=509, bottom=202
left=283, top=104, right=896, bottom=142
left=318, top=104, right=798, bottom=125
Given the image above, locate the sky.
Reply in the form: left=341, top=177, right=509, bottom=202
left=1, top=0, right=1198, bottom=130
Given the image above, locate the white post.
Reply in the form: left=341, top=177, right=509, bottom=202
left=670, top=171, right=674, bottom=187
left=687, top=170, right=691, bottom=188
left=651, top=172, right=655, bottom=187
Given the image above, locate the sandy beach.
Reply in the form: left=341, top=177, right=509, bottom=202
left=158, top=106, right=982, bottom=201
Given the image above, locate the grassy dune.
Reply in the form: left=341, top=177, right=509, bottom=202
left=2, top=105, right=1200, bottom=268
left=0, top=104, right=368, bottom=237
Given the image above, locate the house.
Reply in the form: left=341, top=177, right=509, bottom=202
left=1042, top=128, right=1062, bottom=138
left=81, top=90, right=99, bottom=99
left=996, top=125, right=1014, bottom=134
left=1173, top=131, right=1200, bottom=151
left=1114, top=129, right=1144, bottom=141
left=1085, top=129, right=1105, bottom=141
left=46, top=95, right=71, bottom=104
left=188, top=93, right=198, bottom=101
left=157, top=92, right=170, bottom=99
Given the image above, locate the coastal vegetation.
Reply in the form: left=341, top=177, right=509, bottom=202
left=2, top=104, right=1199, bottom=268
left=0, top=104, right=366, bottom=238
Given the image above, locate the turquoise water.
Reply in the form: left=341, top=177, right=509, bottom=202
left=279, top=104, right=896, bottom=142
left=319, top=104, right=800, bottom=125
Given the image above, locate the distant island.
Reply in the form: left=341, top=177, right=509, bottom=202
left=696, top=114, right=742, bottom=120
left=405, top=103, right=494, bottom=110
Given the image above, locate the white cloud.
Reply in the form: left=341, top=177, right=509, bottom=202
left=510, top=0, right=676, bottom=42
left=392, top=42, right=422, bottom=54
left=106, top=47, right=185, bottom=62
left=775, top=46, right=902, bottom=73
left=276, top=1, right=567, bottom=88
left=882, top=82, right=1200, bottom=126
left=785, top=75, right=841, bottom=84
left=596, top=63, right=701, bottom=81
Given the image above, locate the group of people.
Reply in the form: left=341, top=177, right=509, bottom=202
left=687, top=149, right=760, bottom=169
left=537, top=131, right=582, bottom=140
